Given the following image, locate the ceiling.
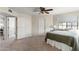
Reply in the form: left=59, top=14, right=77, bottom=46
left=10, top=7, right=79, bottom=15
left=10, top=7, right=36, bottom=14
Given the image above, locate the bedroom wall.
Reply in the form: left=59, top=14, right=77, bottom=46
left=45, top=15, right=53, bottom=32
left=11, top=10, right=53, bottom=39
left=16, top=13, right=32, bottom=39
left=0, top=7, right=32, bottom=39
left=32, top=15, right=39, bottom=35
left=0, top=7, right=54, bottom=39
left=32, top=14, right=53, bottom=36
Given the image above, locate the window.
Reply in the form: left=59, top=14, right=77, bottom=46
left=54, top=22, right=79, bottom=30
left=58, top=23, right=63, bottom=29
left=62, top=23, right=66, bottom=29
left=58, top=22, right=67, bottom=29
left=67, top=22, right=72, bottom=29
left=72, top=22, right=77, bottom=29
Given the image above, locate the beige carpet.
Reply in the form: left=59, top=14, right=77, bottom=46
left=0, top=35, right=60, bottom=51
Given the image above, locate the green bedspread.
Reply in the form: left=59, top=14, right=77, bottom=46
left=45, top=32, right=77, bottom=51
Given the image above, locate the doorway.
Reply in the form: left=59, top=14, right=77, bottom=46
left=0, top=16, right=4, bottom=40
left=7, top=16, right=17, bottom=40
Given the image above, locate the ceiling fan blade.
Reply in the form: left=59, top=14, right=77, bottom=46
left=45, top=11, right=49, bottom=14
left=40, top=7, right=45, bottom=11
left=45, top=9, right=53, bottom=11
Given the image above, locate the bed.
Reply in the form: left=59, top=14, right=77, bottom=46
left=45, top=30, right=79, bottom=51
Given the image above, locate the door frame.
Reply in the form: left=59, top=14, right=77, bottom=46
left=6, top=16, right=17, bottom=40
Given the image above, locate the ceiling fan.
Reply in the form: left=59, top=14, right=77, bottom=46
left=40, top=7, right=53, bottom=14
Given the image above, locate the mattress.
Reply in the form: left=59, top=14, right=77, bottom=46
left=45, top=30, right=79, bottom=51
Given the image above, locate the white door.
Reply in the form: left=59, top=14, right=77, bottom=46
left=7, top=17, right=17, bottom=40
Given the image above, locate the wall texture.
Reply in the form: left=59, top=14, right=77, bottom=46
left=32, top=15, right=53, bottom=36
left=16, top=13, right=32, bottom=39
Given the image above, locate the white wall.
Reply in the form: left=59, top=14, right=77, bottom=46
left=0, top=7, right=32, bottom=39
left=17, top=13, right=32, bottom=39
left=52, top=7, right=79, bottom=15
left=32, top=15, right=39, bottom=35
left=32, top=15, right=53, bottom=36
left=0, top=7, right=54, bottom=39
left=44, top=15, right=53, bottom=32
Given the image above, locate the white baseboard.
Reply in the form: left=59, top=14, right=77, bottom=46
left=17, top=33, right=32, bottom=39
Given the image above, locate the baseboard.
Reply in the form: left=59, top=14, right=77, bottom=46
left=17, top=33, right=32, bottom=39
